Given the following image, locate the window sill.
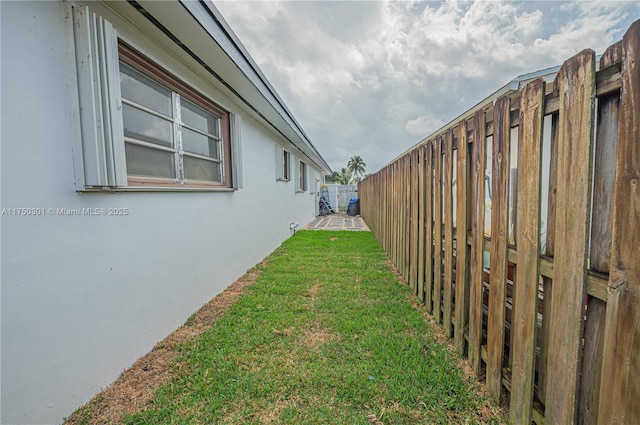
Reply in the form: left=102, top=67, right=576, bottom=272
left=78, top=186, right=236, bottom=193
left=277, top=178, right=290, bottom=182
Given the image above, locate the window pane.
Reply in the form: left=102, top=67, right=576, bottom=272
left=184, top=156, right=221, bottom=182
left=125, top=143, right=176, bottom=179
left=300, top=162, right=306, bottom=190
left=283, top=151, right=289, bottom=180
left=181, top=99, right=219, bottom=136
left=120, top=64, right=172, bottom=116
left=182, top=127, right=219, bottom=159
left=123, top=103, right=173, bottom=147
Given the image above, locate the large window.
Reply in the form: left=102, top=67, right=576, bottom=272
left=72, top=6, right=240, bottom=190
left=119, top=45, right=231, bottom=188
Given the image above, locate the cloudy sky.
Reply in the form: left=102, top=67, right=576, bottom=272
left=215, top=1, right=639, bottom=174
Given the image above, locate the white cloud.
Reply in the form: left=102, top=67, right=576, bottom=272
left=405, top=115, right=447, bottom=138
left=215, top=0, right=640, bottom=172
left=532, top=2, right=631, bottom=62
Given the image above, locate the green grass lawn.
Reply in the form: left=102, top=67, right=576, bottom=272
left=124, top=231, right=504, bottom=424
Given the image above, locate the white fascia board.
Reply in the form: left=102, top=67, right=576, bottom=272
left=124, top=0, right=330, bottom=175
left=185, top=0, right=331, bottom=174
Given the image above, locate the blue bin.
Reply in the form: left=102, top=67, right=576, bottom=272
left=346, top=198, right=360, bottom=216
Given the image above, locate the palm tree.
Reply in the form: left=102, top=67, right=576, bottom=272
left=338, top=167, right=352, bottom=185
left=325, top=171, right=341, bottom=183
left=347, top=156, right=366, bottom=182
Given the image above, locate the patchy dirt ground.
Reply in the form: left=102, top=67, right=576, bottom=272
left=64, top=261, right=268, bottom=425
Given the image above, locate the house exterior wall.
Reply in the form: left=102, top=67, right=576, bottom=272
left=0, top=2, right=321, bottom=424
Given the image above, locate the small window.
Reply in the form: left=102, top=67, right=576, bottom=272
left=298, top=161, right=307, bottom=192
left=283, top=150, right=290, bottom=181
left=276, top=145, right=290, bottom=181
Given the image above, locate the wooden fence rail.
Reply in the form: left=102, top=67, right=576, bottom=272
left=359, top=20, right=640, bottom=425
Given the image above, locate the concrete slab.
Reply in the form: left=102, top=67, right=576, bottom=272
left=304, top=213, right=369, bottom=231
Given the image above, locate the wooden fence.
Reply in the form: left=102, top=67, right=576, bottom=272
left=359, top=20, right=640, bottom=425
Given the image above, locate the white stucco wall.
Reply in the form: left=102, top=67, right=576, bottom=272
left=0, top=2, right=321, bottom=424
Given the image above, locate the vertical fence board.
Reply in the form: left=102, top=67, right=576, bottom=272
left=399, top=159, right=405, bottom=278
left=388, top=167, right=392, bottom=254
left=405, top=153, right=415, bottom=288
left=405, top=155, right=411, bottom=282
left=396, top=162, right=400, bottom=267
left=385, top=167, right=389, bottom=251
left=396, top=161, right=400, bottom=268
left=487, top=95, right=511, bottom=403
left=377, top=170, right=381, bottom=247
left=408, top=155, right=412, bottom=283
left=418, top=145, right=426, bottom=302
left=598, top=21, right=640, bottom=425
left=469, top=110, right=487, bottom=374
left=433, top=137, right=444, bottom=323
left=546, top=49, right=596, bottom=424
left=411, top=149, right=420, bottom=294
left=579, top=40, right=622, bottom=425
left=405, top=157, right=410, bottom=287
left=383, top=169, right=387, bottom=252
left=396, top=161, right=400, bottom=272
left=389, top=166, right=393, bottom=256
left=425, top=143, right=434, bottom=311
left=509, top=79, right=545, bottom=424
left=443, top=130, right=454, bottom=336
left=400, top=160, right=403, bottom=271
left=455, top=120, right=470, bottom=353
left=384, top=169, right=389, bottom=252
left=393, top=165, right=397, bottom=267
left=390, top=164, right=395, bottom=263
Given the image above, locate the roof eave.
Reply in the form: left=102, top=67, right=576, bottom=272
left=178, top=0, right=331, bottom=174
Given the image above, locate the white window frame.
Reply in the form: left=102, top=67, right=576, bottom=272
left=275, top=145, right=290, bottom=182
left=296, top=160, right=308, bottom=193
left=119, top=61, right=228, bottom=187
left=72, top=5, right=242, bottom=191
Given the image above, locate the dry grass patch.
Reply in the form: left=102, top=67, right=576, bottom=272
left=298, top=327, right=341, bottom=349
left=64, top=261, right=268, bottom=425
